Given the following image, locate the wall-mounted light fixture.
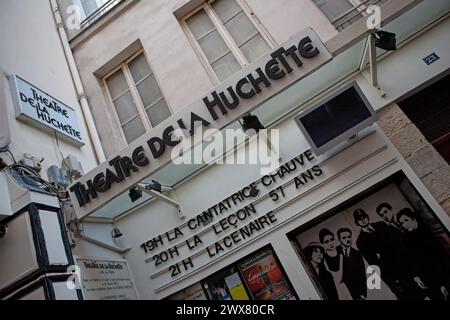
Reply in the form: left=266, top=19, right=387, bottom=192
left=373, top=30, right=397, bottom=51
left=129, top=180, right=164, bottom=203
left=241, top=114, right=264, bottom=134
left=111, top=227, right=123, bottom=239
left=129, top=181, right=185, bottom=219
left=128, top=187, right=143, bottom=203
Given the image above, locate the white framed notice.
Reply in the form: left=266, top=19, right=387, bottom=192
left=76, top=257, right=139, bottom=300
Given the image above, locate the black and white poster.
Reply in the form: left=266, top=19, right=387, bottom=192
left=294, top=176, right=450, bottom=300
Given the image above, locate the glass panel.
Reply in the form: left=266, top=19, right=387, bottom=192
left=136, top=74, right=163, bottom=108
left=106, top=69, right=129, bottom=99
left=81, top=0, right=99, bottom=17
left=146, top=99, right=171, bottom=127
left=212, top=0, right=242, bottom=23
left=113, top=92, right=139, bottom=125
left=122, top=116, right=146, bottom=143
left=224, top=11, right=258, bottom=46
left=198, top=29, right=231, bottom=63
left=186, top=9, right=215, bottom=39
left=211, top=52, right=241, bottom=81
left=312, top=0, right=354, bottom=21
left=128, top=53, right=152, bottom=84
left=239, top=34, right=271, bottom=63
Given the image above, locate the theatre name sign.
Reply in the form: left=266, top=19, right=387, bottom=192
left=9, top=75, right=84, bottom=145
left=69, top=28, right=333, bottom=220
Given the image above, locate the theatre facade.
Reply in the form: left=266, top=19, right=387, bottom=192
left=1, top=0, right=449, bottom=300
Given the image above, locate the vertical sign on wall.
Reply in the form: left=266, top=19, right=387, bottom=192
left=9, top=75, right=85, bottom=145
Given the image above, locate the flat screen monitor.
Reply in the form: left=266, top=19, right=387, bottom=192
left=294, top=81, right=377, bottom=155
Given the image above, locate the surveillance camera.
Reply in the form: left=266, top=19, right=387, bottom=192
left=0, top=224, right=7, bottom=238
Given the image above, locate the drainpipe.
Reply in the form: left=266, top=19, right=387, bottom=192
left=49, top=0, right=106, bottom=164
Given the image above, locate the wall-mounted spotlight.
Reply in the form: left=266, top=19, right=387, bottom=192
left=129, top=180, right=163, bottom=202
left=241, top=114, right=264, bottom=134
left=128, top=182, right=185, bottom=219
left=111, top=227, right=123, bottom=239
left=372, top=30, right=397, bottom=51
left=129, top=187, right=143, bottom=203
left=146, top=180, right=162, bottom=193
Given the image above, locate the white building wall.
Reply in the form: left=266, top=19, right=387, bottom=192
left=0, top=0, right=98, bottom=178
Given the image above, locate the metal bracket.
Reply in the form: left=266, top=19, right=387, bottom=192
left=361, top=35, right=386, bottom=98
left=67, top=219, right=131, bottom=254
left=137, top=184, right=185, bottom=219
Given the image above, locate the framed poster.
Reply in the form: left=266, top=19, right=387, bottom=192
left=237, top=247, right=297, bottom=300
left=167, top=282, right=207, bottom=300
left=201, top=267, right=250, bottom=300
left=290, top=171, right=450, bottom=300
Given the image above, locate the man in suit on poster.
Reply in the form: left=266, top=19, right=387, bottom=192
left=397, top=208, right=450, bottom=300
left=337, top=228, right=367, bottom=299
left=353, top=208, right=413, bottom=299
left=375, top=203, right=425, bottom=298
left=376, top=203, right=402, bottom=230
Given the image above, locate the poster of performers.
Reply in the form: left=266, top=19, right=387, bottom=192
left=167, top=282, right=207, bottom=300
left=238, top=248, right=297, bottom=300
left=295, top=180, right=450, bottom=300
left=201, top=267, right=250, bottom=300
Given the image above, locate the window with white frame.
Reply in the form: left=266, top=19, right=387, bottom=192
left=104, top=52, right=171, bottom=144
left=184, top=0, right=273, bottom=82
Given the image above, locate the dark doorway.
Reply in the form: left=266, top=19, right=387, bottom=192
left=398, top=75, right=450, bottom=163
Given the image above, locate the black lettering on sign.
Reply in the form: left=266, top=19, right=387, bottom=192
left=169, top=263, right=181, bottom=277
left=295, top=165, right=323, bottom=189
left=140, top=235, right=164, bottom=253
left=186, top=235, right=203, bottom=250
left=152, top=246, right=179, bottom=267
left=269, top=186, right=285, bottom=202
left=169, top=258, right=194, bottom=277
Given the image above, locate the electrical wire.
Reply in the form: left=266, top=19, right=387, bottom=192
left=0, top=145, right=17, bottom=164
left=8, top=163, right=59, bottom=194
left=1, top=143, right=79, bottom=244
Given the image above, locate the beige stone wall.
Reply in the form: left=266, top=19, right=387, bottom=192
left=378, top=104, right=450, bottom=216
left=60, top=0, right=338, bottom=157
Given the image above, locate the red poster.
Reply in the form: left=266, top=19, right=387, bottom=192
left=238, top=248, right=296, bottom=300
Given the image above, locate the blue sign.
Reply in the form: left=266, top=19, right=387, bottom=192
left=423, top=52, right=440, bottom=66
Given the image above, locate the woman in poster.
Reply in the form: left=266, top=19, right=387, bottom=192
left=319, top=229, right=341, bottom=272
left=318, top=229, right=352, bottom=299
left=304, top=243, right=339, bottom=300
